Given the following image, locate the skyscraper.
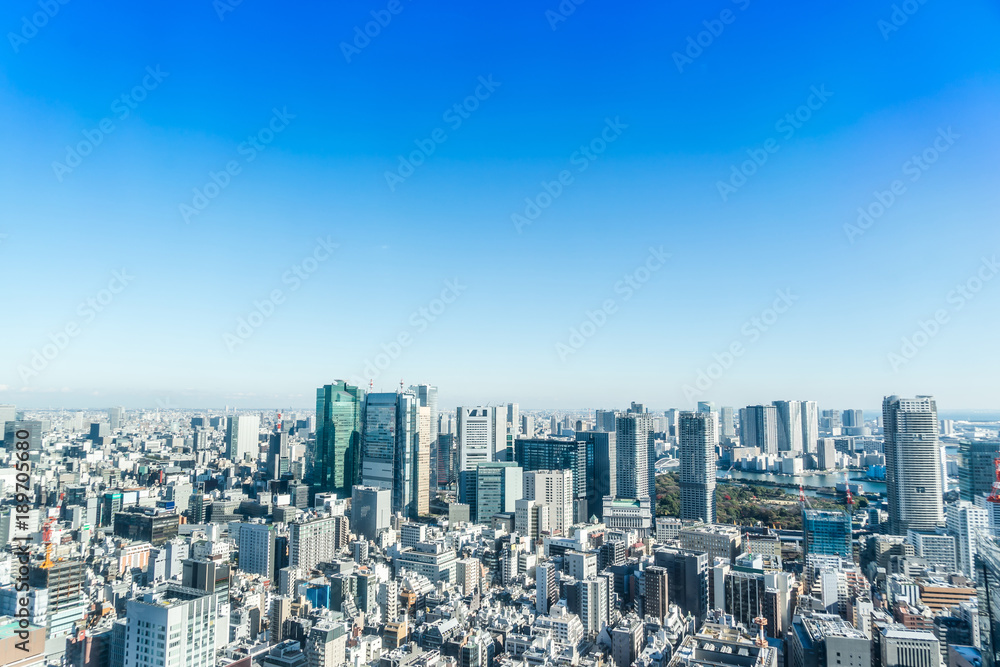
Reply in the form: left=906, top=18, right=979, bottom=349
left=802, top=509, right=852, bottom=560
left=457, top=462, right=523, bottom=524
left=615, top=410, right=652, bottom=500
left=314, top=382, right=365, bottom=498
left=679, top=412, right=716, bottom=523
left=361, top=391, right=420, bottom=518
left=577, top=431, right=616, bottom=520
left=719, top=406, right=736, bottom=439
left=958, top=440, right=1000, bottom=502
left=225, top=414, right=260, bottom=462
left=415, top=403, right=431, bottom=516
left=644, top=566, right=669, bottom=623
left=946, top=501, right=989, bottom=578
left=457, top=406, right=505, bottom=471
left=740, top=405, right=778, bottom=455
left=523, top=469, right=574, bottom=536
left=514, top=437, right=587, bottom=502
left=124, top=585, right=217, bottom=667
left=800, top=400, right=819, bottom=453
left=883, top=395, right=944, bottom=534
left=595, top=410, right=616, bottom=433
left=410, top=384, right=438, bottom=492
left=773, top=400, right=803, bottom=453
left=108, top=406, right=124, bottom=431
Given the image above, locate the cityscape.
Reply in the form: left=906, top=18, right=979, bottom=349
left=3, top=1, right=1000, bottom=667
left=2, top=394, right=1000, bottom=667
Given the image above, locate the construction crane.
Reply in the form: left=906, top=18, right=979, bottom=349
left=987, top=458, right=1000, bottom=504
left=41, top=516, right=56, bottom=568
left=844, top=471, right=854, bottom=510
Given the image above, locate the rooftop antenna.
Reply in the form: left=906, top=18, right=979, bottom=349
left=844, top=472, right=854, bottom=510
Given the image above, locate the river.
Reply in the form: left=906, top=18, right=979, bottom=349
left=721, top=469, right=887, bottom=496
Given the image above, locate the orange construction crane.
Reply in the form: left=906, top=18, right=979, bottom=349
left=987, top=458, right=1000, bottom=504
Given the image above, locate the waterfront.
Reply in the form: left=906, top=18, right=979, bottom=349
left=722, top=468, right=887, bottom=496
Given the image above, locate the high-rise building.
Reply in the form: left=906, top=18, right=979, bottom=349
left=740, top=405, right=778, bottom=455
left=514, top=438, right=587, bottom=502
left=523, top=469, right=574, bottom=536
left=458, top=462, right=523, bottom=524
left=615, top=411, right=653, bottom=500
left=577, top=431, right=616, bottom=521
left=537, top=562, right=558, bottom=614
left=0, top=405, right=15, bottom=436
left=787, top=612, right=871, bottom=667
left=237, top=522, right=275, bottom=578
left=679, top=412, right=716, bottom=523
left=958, top=440, right=1000, bottom=502
left=267, top=431, right=289, bottom=480
left=719, top=406, right=736, bottom=439
left=697, top=401, right=715, bottom=414
left=653, top=547, right=710, bottom=624
left=457, top=406, right=505, bottom=471
left=362, top=391, right=420, bottom=518
left=124, top=584, right=217, bottom=667
left=521, top=414, right=535, bottom=438
left=876, top=624, right=941, bottom=667
left=436, top=433, right=455, bottom=487
left=578, top=576, right=610, bottom=636
left=351, top=485, right=390, bottom=541
left=947, top=501, right=989, bottom=578
left=595, top=410, right=617, bottom=433
left=803, top=510, right=852, bottom=560
left=800, top=401, right=819, bottom=453
left=289, top=515, right=340, bottom=571
left=108, top=406, right=124, bottom=431
left=842, top=409, right=864, bottom=429
left=225, top=414, right=260, bottom=463
left=644, top=566, right=669, bottom=622
left=410, top=384, right=438, bottom=493
left=610, top=614, right=643, bottom=667
left=314, top=382, right=365, bottom=498
left=305, top=620, right=347, bottom=667
left=415, top=403, right=431, bottom=516
left=976, top=534, right=1000, bottom=667
left=507, top=402, right=519, bottom=436
left=820, top=409, right=843, bottom=435
left=773, top=400, right=803, bottom=453
left=883, top=396, right=944, bottom=534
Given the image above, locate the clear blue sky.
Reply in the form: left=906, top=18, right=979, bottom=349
left=2, top=0, right=999, bottom=411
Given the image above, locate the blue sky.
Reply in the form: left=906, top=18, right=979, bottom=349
left=2, top=0, right=999, bottom=411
